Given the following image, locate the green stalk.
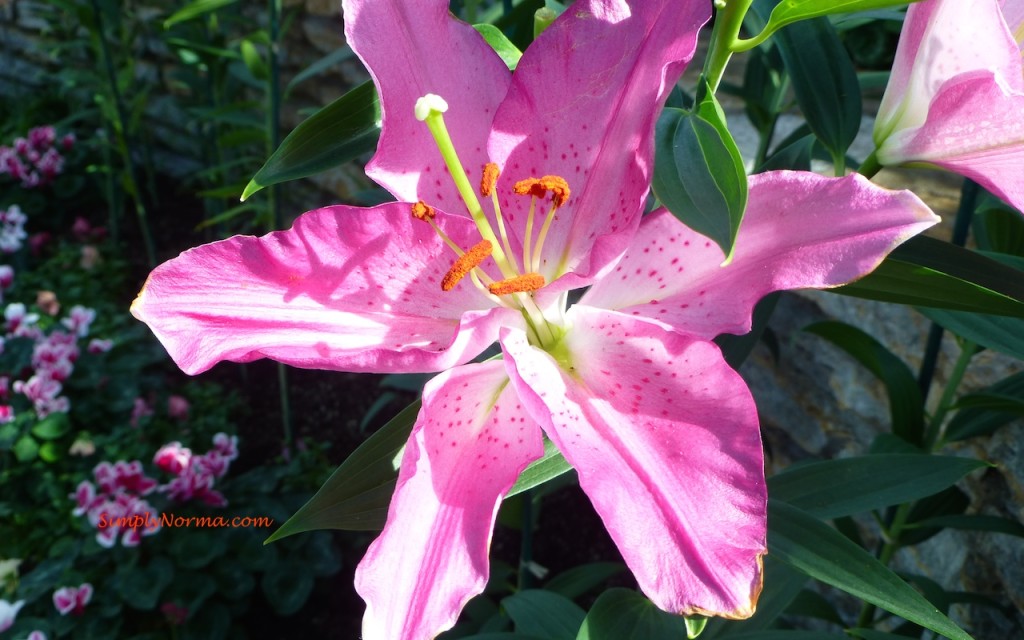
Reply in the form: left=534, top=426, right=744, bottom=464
left=703, top=0, right=754, bottom=94
left=857, top=150, right=882, bottom=179
left=267, top=0, right=292, bottom=448
left=89, top=0, right=155, bottom=267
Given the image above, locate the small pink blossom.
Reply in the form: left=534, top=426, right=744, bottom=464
left=36, top=290, right=60, bottom=316
left=53, top=583, right=92, bottom=616
left=61, top=305, right=96, bottom=337
left=153, top=441, right=192, bottom=475
left=29, top=232, right=50, bottom=255
left=28, top=630, right=48, bottom=640
left=80, top=245, right=102, bottom=270
left=130, top=396, right=153, bottom=427
left=72, top=216, right=92, bottom=240
left=161, top=602, right=189, bottom=626
left=0, top=204, right=28, bottom=253
left=212, top=432, right=238, bottom=460
left=87, top=338, right=113, bottom=353
left=0, top=265, right=14, bottom=289
left=0, top=405, right=13, bottom=423
left=167, top=394, right=190, bottom=420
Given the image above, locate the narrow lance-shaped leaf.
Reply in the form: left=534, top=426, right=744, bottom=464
left=768, top=454, right=988, bottom=520
left=264, top=400, right=419, bottom=540
left=242, top=80, right=381, bottom=201
left=804, top=321, right=924, bottom=445
left=164, top=0, right=239, bottom=29
left=768, top=500, right=973, bottom=640
left=652, top=78, right=747, bottom=260
left=945, top=371, right=1024, bottom=442
left=836, top=236, right=1024, bottom=317
left=743, top=0, right=925, bottom=49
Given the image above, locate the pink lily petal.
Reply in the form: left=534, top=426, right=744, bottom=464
left=343, top=0, right=511, bottom=206
left=487, top=0, right=709, bottom=290
left=1002, top=0, right=1024, bottom=40
left=501, top=307, right=766, bottom=618
left=356, top=360, right=543, bottom=640
left=878, top=71, right=1024, bottom=212
left=131, top=203, right=522, bottom=375
left=581, top=172, right=938, bottom=339
left=876, top=0, right=1022, bottom=141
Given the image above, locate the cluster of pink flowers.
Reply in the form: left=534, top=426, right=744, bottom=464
left=154, top=432, right=238, bottom=507
left=0, top=205, right=27, bottom=253
left=53, top=583, right=92, bottom=616
left=2, top=303, right=100, bottom=418
left=0, top=125, right=73, bottom=189
left=72, top=460, right=161, bottom=548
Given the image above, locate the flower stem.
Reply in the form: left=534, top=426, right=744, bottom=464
left=857, top=150, right=882, bottom=179
left=703, top=0, right=754, bottom=94
left=924, top=339, right=976, bottom=450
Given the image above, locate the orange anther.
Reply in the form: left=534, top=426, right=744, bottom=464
left=480, top=163, right=500, bottom=197
left=411, top=200, right=436, bottom=221
left=487, top=273, right=546, bottom=296
left=512, top=176, right=570, bottom=208
left=441, top=240, right=492, bottom=291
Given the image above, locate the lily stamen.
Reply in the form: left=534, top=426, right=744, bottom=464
left=480, top=163, right=520, bottom=274
left=513, top=176, right=571, bottom=274
left=488, top=273, right=546, bottom=296
left=442, top=240, right=493, bottom=292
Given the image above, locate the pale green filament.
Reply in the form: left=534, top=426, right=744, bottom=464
left=531, top=202, right=558, bottom=274
left=490, top=191, right=521, bottom=275
left=522, top=197, right=537, bottom=276
left=416, top=95, right=516, bottom=279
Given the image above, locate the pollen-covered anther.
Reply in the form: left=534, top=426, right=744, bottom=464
left=411, top=200, right=436, bottom=221
left=512, top=175, right=571, bottom=208
left=480, top=163, right=500, bottom=197
left=487, top=273, right=546, bottom=296
left=441, top=240, right=493, bottom=292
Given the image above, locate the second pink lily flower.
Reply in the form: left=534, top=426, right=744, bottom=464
left=874, top=0, right=1024, bottom=212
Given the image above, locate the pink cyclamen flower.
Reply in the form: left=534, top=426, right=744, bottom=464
left=167, top=394, right=190, bottom=420
left=28, top=631, right=48, bottom=640
left=874, top=0, right=1024, bottom=212
left=53, top=583, right=92, bottom=616
left=0, top=599, right=24, bottom=632
left=130, top=1, right=938, bottom=637
left=154, top=441, right=192, bottom=475
left=130, top=396, right=153, bottom=427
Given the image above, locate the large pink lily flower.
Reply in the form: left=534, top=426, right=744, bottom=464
left=874, top=0, right=1024, bottom=212
left=131, top=1, right=938, bottom=637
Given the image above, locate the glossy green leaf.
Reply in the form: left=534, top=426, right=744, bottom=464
left=475, top=24, right=523, bottom=70
left=805, top=322, right=924, bottom=444
left=262, top=563, right=315, bottom=616
left=836, top=236, right=1024, bottom=317
left=239, top=39, right=268, bottom=81
left=946, top=371, right=1024, bottom=441
left=768, top=500, right=973, bottom=640
left=544, top=563, right=626, bottom=600
left=265, top=400, right=418, bottom=540
left=769, top=455, right=987, bottom=519
left=31, top=413, right=70, bottom=440
left=164, top=0, right=238, bottom=29
left=750, top=0, right=922, bottom=49
left=652, top=79, right=747, bottom=260
left=576, top=589, right=688, bottom=640
left=765, top=10, right=861, bottom=163
left=848, top=631, right=923, bottom=640
left=685, top=617, right=708, bottom=639
left=730, top=633, right=846, bottom=640
left=973, top=206, right=1024, bottom=256
left=919, top=307, right=1024, bottom=361
left=907, top=514, right=1024, bottom=539
left=13, top=435, right=38, bottom=462
left=243, top=80, right=381, bottom=200
left=285, top=47, right=356, bottom=97
left=900, top=487, right=970, bottom=546
left=508, top=439, right=573, bottom=498
left=503, top=590, right=585, bottom=639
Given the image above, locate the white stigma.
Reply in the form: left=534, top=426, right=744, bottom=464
left=415, top=94, right=449, bottom=121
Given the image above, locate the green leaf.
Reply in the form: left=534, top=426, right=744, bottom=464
left=906, top=514, right=1024, bottom=539
left=31, top=413, right=71, bottom=440
left=804, top=322, right=924, bottom=444
left=973, top=206, right=1024, bottom=256
left=919, top=307, right=1024, bottom=361
left=502, top=590, right=585, bottom=639
left=243, top=80, right=381, bottom=200
left=946, top=371, right=1024, bottom=441
left=836, top=236, right=1024, bottom=317
left=265, top=400, right=418, bottom=540
left=767, top=13, right=861, bottom=164
left=507, top=439, right=573, bottom=498
left=13, top=435, right=38, bottom=462
left=116, top=557, right=174, bottom=610
left=768, top=500, right=973, bottom=640
left=475, top=24, right=523, bottom=70
left=38, top=441, right=60, bottom=463
left=702, top=558, right=807, bottom=638
left=730, top=633, right=846, bottom=640
left=848, top=630, right=922, bottom=640
left=769, top=455, right=987, bottom=519
left=240, top=39, right=268, bottom=81
left=285, top=47, right=356, bottom=97
left=652, top=79, right=747, bottom=260
left=576, top=589, right=689, bottom=640
left=685, top=617, right=708, bottom=639
left=164, top=0, right=239, bottom=29
left=544, top=563, right=626, bottom=600
left=261, top=562, right=314, bottom=616
left=753, top=0, right=923, bottom=47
